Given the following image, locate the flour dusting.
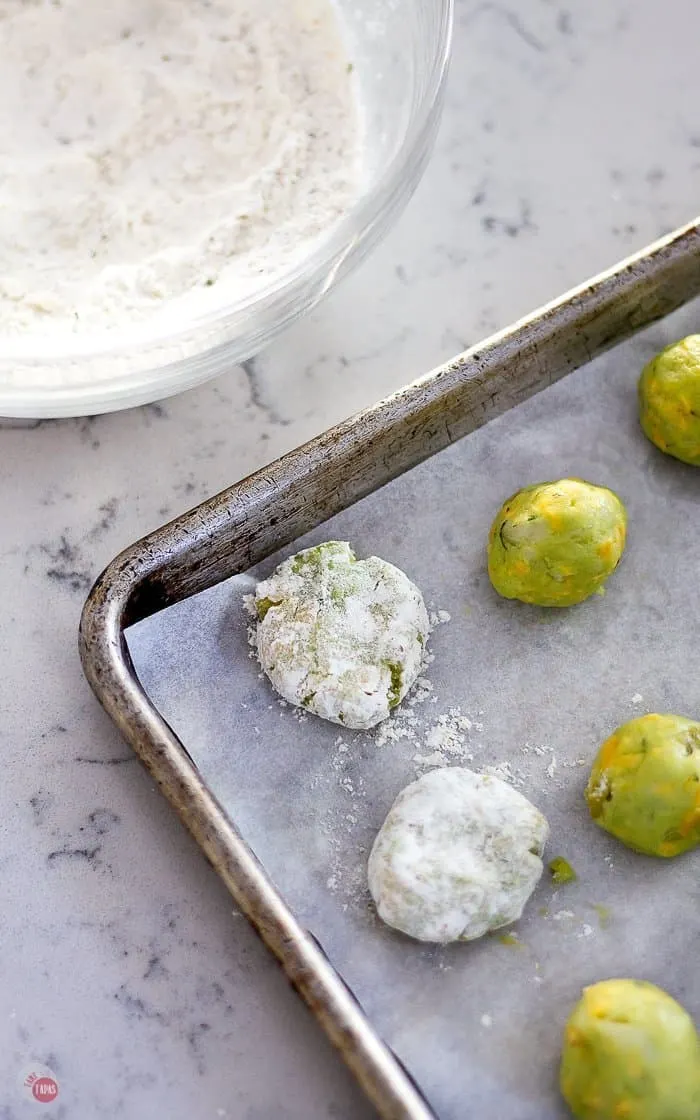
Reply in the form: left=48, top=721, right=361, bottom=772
left=0, top=0, right=360, bottom=340
left=244, top=580, right=569, bottom=907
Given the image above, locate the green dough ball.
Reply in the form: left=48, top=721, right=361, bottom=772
left=560, top=979, right=700, bottom=1120
left=585, top=714, right=700, bottom=857
left=487, top=479, right=627, bottom=607
left=639, top=335, right=700, bottom=465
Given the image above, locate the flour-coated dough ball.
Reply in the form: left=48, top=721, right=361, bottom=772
left=255, top=541, right=428, bottom=729
left=368, top=767, right=549, bottom=943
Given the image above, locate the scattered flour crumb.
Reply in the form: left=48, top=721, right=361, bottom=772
left=482, top=760, right=523, bottom=788
left=409, top=677, right=434, bottom=705
left=552, top=910, right=575, bottom=922
left=519, top=741, right=570, bottom=788
left=578, top=923, right=594, bottom=939
left=412, top=750, right=450, bottom=768
left=375, top=710, right=420, bottom=748
left=480, top=1013, right=493, bottom=1029
left=428, top=609, right=452, bottom=628
left=426, top=710, right=473, bottom=754
left=407, top=708, right=479, bottom=771
left=631, top=692, right=644, bottom=704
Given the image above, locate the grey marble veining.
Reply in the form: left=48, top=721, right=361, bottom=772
left=1, top=1, right=699, bottom=1116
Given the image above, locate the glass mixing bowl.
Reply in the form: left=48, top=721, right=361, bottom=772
left=0, top=0, right=453, bottom=418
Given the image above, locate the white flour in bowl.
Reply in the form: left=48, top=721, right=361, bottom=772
left=0, top=0, right=360, bottom=339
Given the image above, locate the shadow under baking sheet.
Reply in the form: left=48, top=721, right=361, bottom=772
left=126, top=300, right=700, bottom=1120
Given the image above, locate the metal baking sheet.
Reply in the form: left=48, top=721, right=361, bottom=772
left=124, top=296, right=700, bottom=1119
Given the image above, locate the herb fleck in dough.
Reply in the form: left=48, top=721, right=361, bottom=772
left=560, top=979, right=700, bottom=1120
left=368, top=767, right=549, bottom=943
left=255, top=542, right=429, bottom=730
left=487, top=478, right=627, bottom=607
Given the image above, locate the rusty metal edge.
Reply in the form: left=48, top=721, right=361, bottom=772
left=79, top=217, right=700, bottom=1120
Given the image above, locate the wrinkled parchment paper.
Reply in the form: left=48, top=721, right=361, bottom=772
left=127, top=302, right=700, bottom=1119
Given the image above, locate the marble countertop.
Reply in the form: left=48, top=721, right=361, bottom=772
left=2, top=1, right=698, bottom=1116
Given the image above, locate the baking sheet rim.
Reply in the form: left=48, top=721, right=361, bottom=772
left=79, top=217, right=700, bottom=1120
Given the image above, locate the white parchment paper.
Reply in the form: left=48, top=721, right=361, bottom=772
left=127, top=301, right=700, bottom=1119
